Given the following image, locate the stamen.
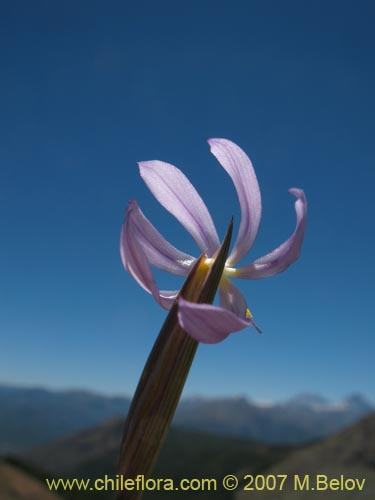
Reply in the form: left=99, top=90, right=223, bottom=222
left=246, top=308, right=262, bottom=333
left=250, top=319, right=262, bottom=334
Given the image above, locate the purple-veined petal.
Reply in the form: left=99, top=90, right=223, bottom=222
left=139, top=160, right=220, bottom=256
left=208, top=139, right=261, bottom=265
left=122, top=200, right=195, bottom=276
left=235, top=189, right=307, bottom=279
left=219, top=278, right=248, bottom=318
left=177, top=298, right=251, bottom=344
left=120, top=206, right=178, bottom=310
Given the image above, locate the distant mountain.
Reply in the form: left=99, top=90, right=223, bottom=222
left=0, top=383, right=373, bottom=453
left=285, top=392, right=372, bottom=414
left=174, top=393, right=373, bottom=443
left=0, top=384, right=130, bottom=453
left=26, top=418, right=291, bottom=500
left=285, top=393, right=331, bottom=409
left=237, top=412, right=375, bottom=500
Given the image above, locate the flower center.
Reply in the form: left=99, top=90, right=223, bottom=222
left=203, top=256, right=255, bottom=322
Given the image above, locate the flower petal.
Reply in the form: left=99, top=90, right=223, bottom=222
left=235, top=189, right=307, bottom=279
left=120, top=205, right=178, bottom=310
left=158, top=290, right=179, bottom=309
left=219, top=278, right=248, bottom=318
left=208, top=139, right=261, bottom=265
left=121, top=200, right=195, bottom=276
left=139, top=160, right=220, bottom=256
left=177, top=298, right=251, bottom=344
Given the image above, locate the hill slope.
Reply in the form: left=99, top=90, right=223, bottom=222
left=237, top=412, right=375, bottom=500
left=26, top=417, right=292, bottom=500
left=0, top=458, right=63, bottom=500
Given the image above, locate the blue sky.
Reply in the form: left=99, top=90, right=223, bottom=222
left=1, top=1, right=374, bottom=403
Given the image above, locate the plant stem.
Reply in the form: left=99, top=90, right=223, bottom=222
left=116, top=219, right=233, bottom=500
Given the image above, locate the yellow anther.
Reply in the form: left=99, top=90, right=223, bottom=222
left=246, top=308, right=253, bottom=319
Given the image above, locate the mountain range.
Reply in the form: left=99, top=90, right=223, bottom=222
left=0, top=383, right=373, bottom=453
left=11, top=411, right=375, bottom=500
left=0, top=384, right=130, bottom=452
left=174, top=393, right=373, bottom=443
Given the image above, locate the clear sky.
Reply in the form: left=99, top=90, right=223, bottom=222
left=1, top=1, right=374, bottom=403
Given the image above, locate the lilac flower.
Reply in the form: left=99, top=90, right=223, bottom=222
left=121, top=139, right=307, bottom=344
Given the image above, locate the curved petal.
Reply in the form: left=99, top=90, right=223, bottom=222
left=120, top=205, right=178, bottom=310
left=219, top=278, right=248, bottom=318
left=235, top=189, right=307, bottom=279
left=177, top=298, right=251, bottom=344
left=159, top=290, right=179, bottom=309
left=139, top=160, right=220, bottom=256
left=208, top=139, right=261, bottom=265
left=122, top=200, right=195, bottom=276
